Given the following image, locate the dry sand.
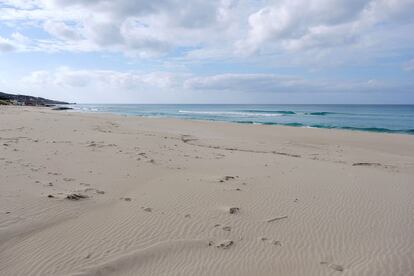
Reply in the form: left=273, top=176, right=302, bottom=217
left=1, top=106, right=414, bottom=276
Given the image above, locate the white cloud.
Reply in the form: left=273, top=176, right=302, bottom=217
left=184, top=74, right=307, bottom=92
left=43, top=20, right=83, bottom=41
left=15, top=68, right=414, bottom=104
left=0, top=33, right=33, bottom=52
left=184, top=73, right=409, bottom=93
left=0, top=0, right=412, bottom=65
left=20, top=68, right=414, bottom=95
left=0, top=36, right=16, bottom=52
left=236, top=0, right=414, bottom=55
left=0, top=0, right=413, bottom=86
left=22, top=67, right=181, bottom=89
left=0, top=0, right=243, bottom=56
left=11, top=32, right=31, bottom=44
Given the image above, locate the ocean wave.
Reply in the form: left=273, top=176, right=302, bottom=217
left=309, top=124, right=414, bottom=134
left=232, top=120, right=413, bottom=134
left=338, top=126, right=414, bottom=134
left=178, top=110, right=283, bottom=117
left=72, top=106, right=99, bottom=112
left=240, top=110, right=341, bottom=116
left=240, top=109, right=296, bottom=115
left=304, top=112, right=335, bottom=116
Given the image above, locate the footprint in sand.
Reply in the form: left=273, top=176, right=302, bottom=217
left=83, top=188, right=105, bottom=194
left=352, top=162, right=382, bottom=167
left=48, top=172, right=61, bottom=176
left=216, top=240, right=234, bottom=249
left=120, top=197, right=132, bottom=202
left=259, top=237, right=282, bottom=246
left=320, top=261, right=344, bottom=272
left=229, top=207, right=240, bottom=214
left=66, top=193, right=89, bottom=200
left=142, top=207, right=152, bottom=212
left=208, top=240, right=234, bottom=249
left=219, top=176, right=239, bottom=183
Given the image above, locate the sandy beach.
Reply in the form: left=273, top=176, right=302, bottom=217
left=1, top=106, right=413, bottom=276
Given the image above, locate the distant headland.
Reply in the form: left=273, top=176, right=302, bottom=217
left=0, top=91, right=70, bottom=106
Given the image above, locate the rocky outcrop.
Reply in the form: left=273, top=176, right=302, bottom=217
left=0, top=91, right=69, bottom=106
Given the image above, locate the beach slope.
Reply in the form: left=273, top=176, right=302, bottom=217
left=1, top=106, right=414, bottom=276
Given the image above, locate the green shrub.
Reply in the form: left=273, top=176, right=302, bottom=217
left=0, top=99, right=11, bottom=105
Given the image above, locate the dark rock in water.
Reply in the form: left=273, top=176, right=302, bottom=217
left=53, top=106, right=73, bottom=111
left=229, top=207, right=240, bottom=214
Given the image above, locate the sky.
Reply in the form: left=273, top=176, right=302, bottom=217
left=0, top=0, right=413, bottom=104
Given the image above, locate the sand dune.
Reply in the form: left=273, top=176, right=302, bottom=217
left=1, top=106, right=414, bottom=275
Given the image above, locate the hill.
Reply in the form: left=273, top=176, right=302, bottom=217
left=0, top=92, right=69, bottom=106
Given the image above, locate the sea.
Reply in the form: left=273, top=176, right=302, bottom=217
left=69, top=104, right=414, bottom=135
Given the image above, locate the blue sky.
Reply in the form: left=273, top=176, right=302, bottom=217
left=0, top=0, right=413, bottom=104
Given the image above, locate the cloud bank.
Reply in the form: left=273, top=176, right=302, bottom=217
left=0, top=0, right=413, bottom=103
left=0, top=0, right=412, bottom=58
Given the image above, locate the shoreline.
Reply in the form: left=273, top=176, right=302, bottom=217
left=1, top=106, right=414, bottom=275
left=64, top=104, right=414, bottom=136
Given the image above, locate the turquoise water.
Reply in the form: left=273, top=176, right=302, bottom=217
left=70, top=104, right=414, bottom=134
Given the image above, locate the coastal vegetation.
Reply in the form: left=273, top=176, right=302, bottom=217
left=0, top=91, right=68, bottom=106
